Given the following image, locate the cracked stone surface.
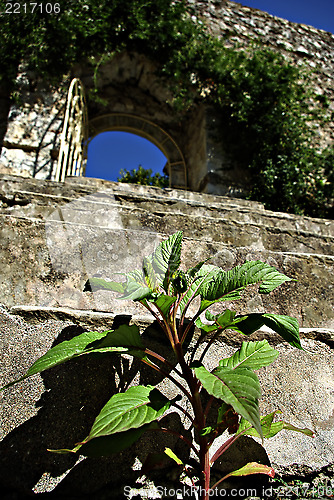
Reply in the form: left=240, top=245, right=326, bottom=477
left=1, top=304, right=334, bottom=497
left=0, top=175, right=333, bottom=497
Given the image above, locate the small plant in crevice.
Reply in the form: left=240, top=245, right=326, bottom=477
left=1, top=231, right=314, bottom=498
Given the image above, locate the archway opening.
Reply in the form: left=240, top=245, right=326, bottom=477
left=85, top=131, right=168, bottom=183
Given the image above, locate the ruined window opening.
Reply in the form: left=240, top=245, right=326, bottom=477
left=87, top=113, right=187, bottom=189
left=85, top=131, right=168, bottom=183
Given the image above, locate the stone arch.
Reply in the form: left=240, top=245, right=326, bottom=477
left=87, top=113, right=187, bottom=189
left=75, top=52, right=206, bottom=192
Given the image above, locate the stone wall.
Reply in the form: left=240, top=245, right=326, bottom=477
left=194, top=0, right=334, bottom=149
left=191, top=0, right=334, bottom=192
left=0, top=81, right=67, bottom=179
left=0, top=1, right=333, bottom=193
left=0, top=174, right=333, bottom=498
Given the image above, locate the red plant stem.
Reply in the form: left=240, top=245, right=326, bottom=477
left=176, top=288, right=191, bottom=328
left=153, top=427, right=200, bottom=457
left=210, top=427, right=251, bottom=464
left=173, top=340, right=211, bottom=498
left=189, top=334, right=205, bottom=364
left=180, top=311, right=201, bottom=345
left=179, top=281, right=202, bottom=328
left=140, top=299, right=177, bottom=350
left=145, top=348, right=183, bottom=378
left=140, top=300, right=166, bottom=332
left=204, top=395, right=214, bottom=420
left=140, top=358, right=192, bottom=401
left=172, top=401, right=194, bottom=425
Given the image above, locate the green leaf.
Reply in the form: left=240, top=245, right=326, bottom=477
left=1, top=325, right=149, bottom=391
left=143, top=257, right=158, bottom=290
left=95, top=324, right=146, bottom=359
left=258, top=269, right=295, bottom=294
left=83, top=278, right=125, bottom=294
left=221, top=462, right=275, bottom=480
left=195, top=317, right=219, bottom=334
left=199, top=293, right=242, bottom=314
left=195, top=365, right=262, bottom=438
left=198, top=261, right=293, bottom=313
left=1, top=329, right=125, bottom=390
left=187, top=259, right=210, bottom=278
left=261, top=314, right=301, bottom=349
left=164, top=447, right=183, bottom=465
left=282, top=422, right=315, bottom=438
left=152, top=231, right=183, bottom=291
left=119, top=269, right=152, bottom=301
left=200, top=426, right=214, bottom=436
left=179, top=264, right=220, bottom=315
left=206, top=309, right=236, bottom=324
left=230, top=313, right=302, bottom=349
left=84, top=386, right=171, bottom=442
left=149, top=293, right=177, bottom=317
left=195, top=309, right=238, bottom=335
left=238, top=411, right=314, bottom=439
left=228, top=315, right=266, bottom=336
left=219, top=340, right=279, bottom=370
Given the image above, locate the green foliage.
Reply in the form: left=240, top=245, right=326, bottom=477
left=208, top=48, right=334, bottom=217
left=196, top=311, right=301, bottom=349
left=117, top=165, right=169, bottom=188
left=218, top=340, right=279, bottom=370
left=84, top=386, right=171, bottom=438
left=2, top=231, right=313, bottom=496
left=237, top=410, right=314, bottom=440
left=0, top=0, right=197, bottom=86
left=194, top=364, right=262, bottom=437
left=0, top=0, right=332, bottom=216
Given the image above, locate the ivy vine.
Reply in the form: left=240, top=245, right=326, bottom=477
left=0, top=0, right=332, bottom=217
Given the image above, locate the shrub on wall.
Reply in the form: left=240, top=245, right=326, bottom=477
left=117, top=165, right=169, bottom=188
left=0, top=0, right=332, bottom=217
left=206, top=48, right=334, bottom=217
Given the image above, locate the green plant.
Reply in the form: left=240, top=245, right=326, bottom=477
left=1, top=0, right=332, bottom=217
left=1, top=232, right=314, bottom=497
left=117, top=165, right=169, bottom=188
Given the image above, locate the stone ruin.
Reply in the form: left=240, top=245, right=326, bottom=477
left=0, top=1, right=334, bottom=498
left=0, top=0, right=334, bottom=194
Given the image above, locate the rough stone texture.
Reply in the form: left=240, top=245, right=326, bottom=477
left=0, top=174, right=333, bottom=327
left=0, top=1, right=333, bottom=194
left=194, top=0, right=334, bottom=149
left=1, top=304, right=334, bottom=498
left=0, top=83, right=66, bottom=179
left=0, top=174, right=333, bottom=498
left=0, top=306, right=186, bottom=498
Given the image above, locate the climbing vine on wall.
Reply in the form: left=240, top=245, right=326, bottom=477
left=0, top=0, right=332, bottom=217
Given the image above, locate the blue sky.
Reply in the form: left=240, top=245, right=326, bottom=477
left=85, top=0, right=334, bottom=183
left=85, top=132, right=167, bottom=182
left=239, top=0, right=334, bottom=34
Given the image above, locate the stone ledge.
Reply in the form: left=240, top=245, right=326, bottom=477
left=1, top=303, right=334, bottom=497
left=1, top=174, right=333, bottom=238
left=10, top=305, right=334, bottom=347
